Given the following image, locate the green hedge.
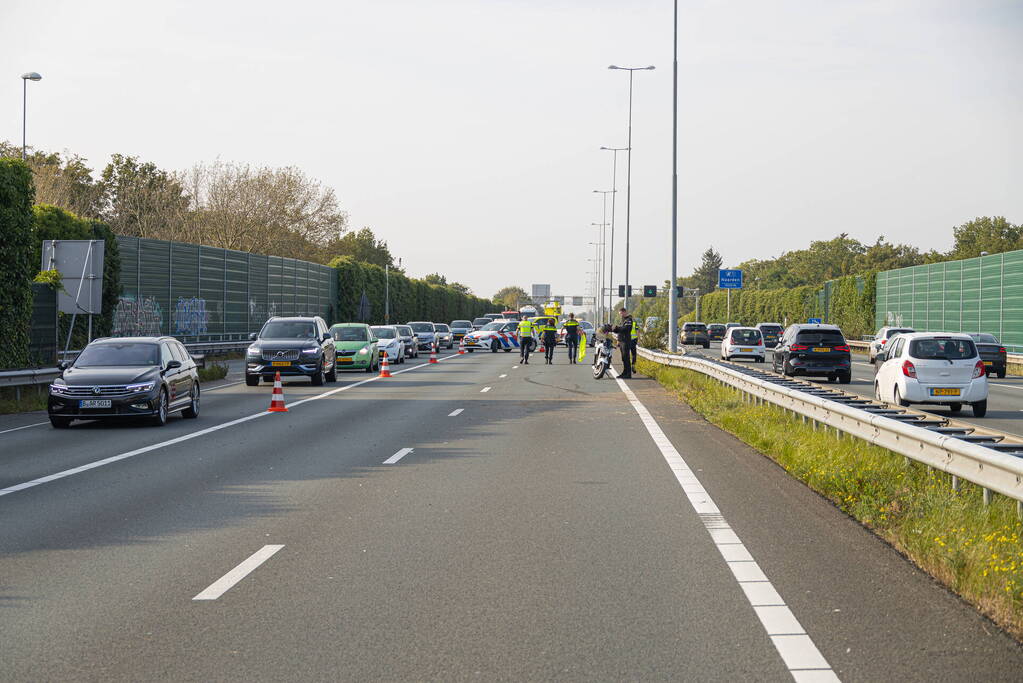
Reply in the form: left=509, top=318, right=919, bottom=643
left=33, top=205, right=121, bottom=350
left=0, top=160, right=36, bottom=369
left=331, top=256, right=492, bottom=324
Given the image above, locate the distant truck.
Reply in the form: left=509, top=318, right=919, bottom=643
left=520, top=305, right=538, bottom=318
left=501, top=310, right=522, bottom=321
left=543, top=301, right=562, bottom=317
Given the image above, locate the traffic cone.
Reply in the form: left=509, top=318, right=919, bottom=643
left=458, top=338, right=465, bottom=355
left=429, top=347, right=438, bottom=364
left=379, top=351, right=392, bottom=377
left=268, top=371, right=288, bottom=412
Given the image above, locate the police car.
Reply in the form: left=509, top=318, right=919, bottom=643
left=462, top=320, right=520, bottom=353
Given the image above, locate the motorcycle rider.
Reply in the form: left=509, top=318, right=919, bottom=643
left=612, top=308, right=634, bottom=378
left=562, top=313, right=581, bottom=364
left=517, top=317, right=535, bottom=364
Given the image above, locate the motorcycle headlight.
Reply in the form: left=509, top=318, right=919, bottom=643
left=126, top=381, right=156, bottom=393
left=358, top=346, right=369, bottom=355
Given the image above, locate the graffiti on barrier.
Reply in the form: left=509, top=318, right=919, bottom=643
left=174, top=297, right=209, bottom=336
left=885, top=311, right=905, bottom=327
left=112, top=296, right=163, bottom=337
left=249, top=299, right=278, bottom=326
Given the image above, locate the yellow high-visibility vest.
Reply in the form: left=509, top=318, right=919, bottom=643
left=517, top=320, right=534, bottom=337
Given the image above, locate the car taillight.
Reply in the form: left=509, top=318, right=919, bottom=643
left=999, top=347, right=1006, bottom=353
left=902, top=360, right=916, bottom=378
left=791, top=344, right=808, bottom=351
left=973, top=360, right=985, bottom=379
left=835, top=345, right=850, bottom=352
left=880, top=339, right=887, bottom=346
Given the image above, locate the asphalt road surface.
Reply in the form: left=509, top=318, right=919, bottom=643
left=2, top=346, right=1022, bottom=681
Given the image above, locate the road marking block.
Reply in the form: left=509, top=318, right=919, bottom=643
left=499, top=374, right=507, bottom=378
left=448, top=409, right=463, bottom=417
left=610, top=369, right=838, bottom=681
left=383, top=447, right=413, bottom=464
left=0, top=421, right=49, bottom=436
left=480, top=387, right=491, bottom=393
left=193, top=545, right=284, bottom=601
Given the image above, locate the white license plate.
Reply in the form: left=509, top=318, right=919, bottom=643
left=79, top=399, right=112, bottom=408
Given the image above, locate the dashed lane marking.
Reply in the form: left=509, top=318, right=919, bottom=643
left=383, top=447, right=414, bottom=465
left=0, top=422, right=49, bottom=436
left=448, top=409, right=463, bottom=417
left=193, top=545, right=284, bottom=600
left=480, top=387, right=492, bottom=393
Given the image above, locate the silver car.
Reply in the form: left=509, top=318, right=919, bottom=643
left=434, top=323, right=454, bottom=350
left=395, top=324, right=419, bottom=359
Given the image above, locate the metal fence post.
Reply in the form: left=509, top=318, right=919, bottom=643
left=983, top=488, right=993, bottom=506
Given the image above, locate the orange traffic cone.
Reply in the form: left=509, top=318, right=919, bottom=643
left=379, top=351, right=392, bottom=377
left=429, top=347, right=438, bottom=364
left=458, top=338, right=466, bottom=355
left=268, top=371, right=288, bottom=412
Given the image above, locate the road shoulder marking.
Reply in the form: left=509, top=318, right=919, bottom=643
left=383, top=447, right=414, bottom=464
left=612, top=370, right=839, bottom=681
left=480, top=387, right=491, bottom=393
left=193, top=544, right=284, bottom=600
left=448, top=409, right=463, bottom=417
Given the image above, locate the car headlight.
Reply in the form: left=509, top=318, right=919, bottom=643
left=126, top=381, right=156, bottom=393
left=301, top=347, right=320, bottom=355
left=49, top=382, right=69, bottom=394
left=358, top=347, right=369, bottom=355
left=247, top=345, right=260, bottom=356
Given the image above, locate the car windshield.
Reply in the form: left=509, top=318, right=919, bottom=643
left=473, top=318, right=490, bottom=326
left=452, top=321, right=471, bottom=327
left=970, top=333, right=999, bottom=344
left=731, top=329, right=762, bottom=344
left=579, top=321, right=593, bottom=329
left=261, top=321, right=316, bottom=339
left=795, top=331, right=845, bottom=345
left=371, top=326, right=396, bottom=339
left=885, top=328, right=914, bottom=339
left=481, top=322, right=503, bottom=331
left=75, top=342, right=159, bottom=367
left=759, top=325, right=782, bottom=333
left=709, top=325, right=725, bottom=331
left=409, top=323, right=433, bottom=333
left=333, top=327, right=369, bottom=341
left=685, top=324, right=707, bottom=332
left=435, top=324, right=450, bottom=332
left=910, top=338, right=976, bottom=360
left=396, top=327, right=411, bottom=336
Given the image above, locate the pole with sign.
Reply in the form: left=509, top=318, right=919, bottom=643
left=718, top=269, right=742, bottom=321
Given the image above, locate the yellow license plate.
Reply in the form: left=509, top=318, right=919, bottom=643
left=812, top=347, right=830, bottom=352
left=931, top=388, right=961, bottom=396
left=740, top=348, right=753, bottom=353
left=339, top=358, right=354, bottom=364
left=271, top=361, right=291, bottom=366
left=984, top=361, right=993, bottom=366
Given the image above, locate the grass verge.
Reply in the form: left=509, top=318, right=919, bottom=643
left=198, top=361, right=229, bottom=382
left=637, top=357, right=1023, bottom=640
left=0, top=385, right=48, bottom=415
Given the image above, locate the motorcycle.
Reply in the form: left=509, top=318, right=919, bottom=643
left=592, top=332, right=615, bottom=379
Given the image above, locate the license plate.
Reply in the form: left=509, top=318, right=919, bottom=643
left=79, top=399, right=111, bottom=408
left=740, top=348, right=753, bottom=353
left=271, top=361, right=291, bottom=367
left=984, top=361, right=993, bottom=366
left=930, top=388, right=961, bottom=396
left=339, top=358, right=354, bottom=364
left=812, top=347, right=830, bottom=352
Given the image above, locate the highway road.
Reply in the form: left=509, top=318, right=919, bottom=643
left=2, top=347, right=1022, bottom=681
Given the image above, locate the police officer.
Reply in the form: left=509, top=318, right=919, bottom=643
left=541, top=318, right=558, bottom=364
left=517, top=317, right=535, bottom=364
left=562, top=312, right=581, bottom=364
left=630, top=314, right=639, bottom=366
left=612, top=308, right=634, bottom=378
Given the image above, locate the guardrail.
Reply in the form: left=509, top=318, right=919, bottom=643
left=1, top=340, right=249, bottom=391
left=639, top=347, right=1023, bottom=515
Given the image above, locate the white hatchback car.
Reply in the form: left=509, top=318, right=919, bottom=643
left=721, top=327, right=766, bottom=362
left=869, top=326, right=915, bottom=363
left=873, top=332, right=988, bottom=416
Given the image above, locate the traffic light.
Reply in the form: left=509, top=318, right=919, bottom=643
left=617, top=285, right=633, bottom=298
left=643, top=285, right=657, bottom=297
left=676, top=286, right=685, bottom=298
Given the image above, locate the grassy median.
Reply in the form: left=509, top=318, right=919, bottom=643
left=637, top=357, right=1023, bottom=639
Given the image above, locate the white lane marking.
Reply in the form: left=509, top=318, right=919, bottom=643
left=499, top=374, right=507, bottom=378
left=448, top=409, right=463, bottom=417
left=193, top=544, right=284, bottom=600
left=0, top=421, right=48, bottom=435
left=512, top=365, right=519, bottom=369
left=480, top=387, right=491, bottom=393
left=991, top=383, right=1023, bottom=390
left=383, top=447, right=413, bottom=464
left=611, top=370, right=839, bottom=682
left=0, top=351, right=474, bottom=499
left=204, top=380, right=246, bottom=392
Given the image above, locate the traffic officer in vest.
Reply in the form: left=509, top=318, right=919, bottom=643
left=517, top=317, right=535, bottom=364
left=612, top=308, right=634, bottom=378
left=629, top=313, right=639, bottom=366
left=541, top=318, right=558, bottom=364
left=562, top=313, right=581, bottom=364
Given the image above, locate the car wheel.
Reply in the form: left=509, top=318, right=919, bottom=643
left=311, top=363, right=325, bottom=386
left=151, top=389, right=169, bottom=426
left=245, top=375, right=260, bottom=387
left=874, top=382, right=883, bottom=402
left=949, top=403, right=963, bottom=413
left=326, top=360, right=337, bottom=382
left=838, top=372, right=851, bottom=384
left=504, top=348, right=511, bottom=353
left=703, top=342, right=710, bottom=349
left=997, top=370, right=1006, bottom=379
left=49, top=416, right=71, bottom=429
left=182, top=383, right=200, bottom=418
left=781, top=361, right=792, bottom=377
left=894, top=387, right=909, bottom=407
left=468, top=349, right=474, bottom=353
left=827, top=374, right=836, bottom=383
left=491, top=340, right=500, bottom=353
left=972, top=400, right=987, bottom=417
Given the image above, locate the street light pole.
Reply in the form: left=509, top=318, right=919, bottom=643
left=20, top=72, right=42, bottom=160
left=608, top=64, right=655, bottom=314
left=669, top=1, right=679, bottom=353
left=599, top=147, right=627, bottom=318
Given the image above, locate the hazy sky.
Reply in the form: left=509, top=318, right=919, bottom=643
left=4, top=0, right=1021, bottom=304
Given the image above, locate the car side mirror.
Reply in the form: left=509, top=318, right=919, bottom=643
left=875, top=351, right=886, bottom=363
left=322, top=333, right=332, bottom=342
left=164, top=359, right=182, bottom=373
left=249, top=332, right=258, bottom=341
left=57, top=360, right=69, bottom=372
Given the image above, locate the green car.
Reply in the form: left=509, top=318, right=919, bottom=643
left=329, top=323, right=380, bottom=372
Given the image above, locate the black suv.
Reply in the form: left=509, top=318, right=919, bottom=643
left=773, top=324, right=851, bottom=383
left=246, top=316, right=336, bottom=386
left=681, top=322, right=710, bottom=348
left=707, top=323, right=726, bottom=341
left=48, top=336, right=200, bottom=428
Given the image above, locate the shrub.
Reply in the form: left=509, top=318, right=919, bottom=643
left=0, top=159, right=36, bottom=369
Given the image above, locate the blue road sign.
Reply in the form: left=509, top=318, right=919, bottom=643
left=808, top=317, right=822, bottom=324
left=718, top=269, right=743, bottom=289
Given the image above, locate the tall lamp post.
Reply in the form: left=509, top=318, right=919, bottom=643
left=591, top=222, right=608, bottom=324
left=607, top=64, right=655, bottom=313
left=20, top=72, right=42, bottom=160
left=597, top=148, right=625, bottom=317
left=669, top=1, right=680, bottom=352
left=592, top=185, right=614, bottom=323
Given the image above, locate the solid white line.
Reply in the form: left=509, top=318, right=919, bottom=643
left=0, top=421, right=48, bottom=436
left=512, top=365, right=519, bottom=369
left=499, top=374, right=507, bottom=378
left=611, top=370, right=839, bottom=681
left=448, top=409, right=463, bottom=417
left=204, top=380, right=246, bottom=392
left=991, top=383, right=1023, bottom=390
left=193, top=544, right=284, bottom=600
left=480, top=387, right=491, bottom=393
left=383, top=447, right=413, bottom=464
left=0, top=351, right=474, bottom=499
